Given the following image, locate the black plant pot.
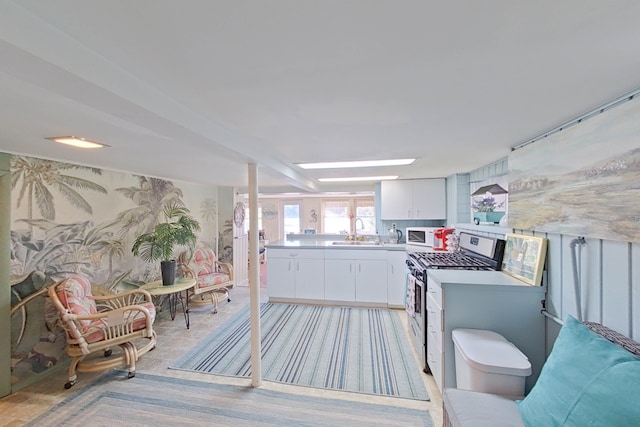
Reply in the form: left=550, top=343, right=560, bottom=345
left=161, top=260, right=176, bottom=286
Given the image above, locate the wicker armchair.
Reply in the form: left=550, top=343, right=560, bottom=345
left=179, top=246, right=233, bottom=314
left=48, top=274, right=157, bottom=389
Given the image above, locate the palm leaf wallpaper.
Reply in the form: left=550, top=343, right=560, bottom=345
left=9, top=155, right=230, bottom=388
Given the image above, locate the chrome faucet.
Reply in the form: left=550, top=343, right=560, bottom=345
left=354, top=217, right=365, bottom=240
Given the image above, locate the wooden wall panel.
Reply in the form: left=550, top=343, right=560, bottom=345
left=601, top=240, right=630, bottom=336
left=631, top=242, right=640, bottom=340
left=463, top=150, right=640, bottom=351
left=544, top=233, right=563, bottom=319
left=583, top=238, right=603, bottom=323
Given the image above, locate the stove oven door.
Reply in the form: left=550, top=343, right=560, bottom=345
left=406, top=272, right=426, bottom=370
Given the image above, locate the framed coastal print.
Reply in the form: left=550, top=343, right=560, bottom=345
left=502, top=234, right=547, bottom=286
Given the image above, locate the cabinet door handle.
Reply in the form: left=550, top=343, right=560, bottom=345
left=288, top=261, right=292, bottom=272
left=350, top=264, right=352, bottom=273
left=296, top=261, right=300, bottom=272
left=408, top=209, right=411, bottom=217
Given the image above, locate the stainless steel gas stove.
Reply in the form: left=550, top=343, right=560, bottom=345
left=405, top=232, right=506, bottom=372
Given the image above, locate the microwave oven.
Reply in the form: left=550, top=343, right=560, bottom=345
left=406, top=227, right=440, bottom=247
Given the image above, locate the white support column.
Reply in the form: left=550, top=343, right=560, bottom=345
left=248, top=163, right=262, bottom=387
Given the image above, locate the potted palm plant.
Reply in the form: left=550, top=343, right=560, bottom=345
left=132, top=203, right=201, bottom=285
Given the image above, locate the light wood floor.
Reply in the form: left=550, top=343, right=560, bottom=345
left=0, top=285, right=443, bottom=426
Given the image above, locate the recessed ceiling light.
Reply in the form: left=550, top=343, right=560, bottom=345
left=46, top=136, right=109, bottom=149
left=318, top=176, right=399, bottom=182
left=298, top=158, right=415, bottom=169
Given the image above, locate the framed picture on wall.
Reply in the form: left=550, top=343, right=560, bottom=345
left=501, top=234, right=547, bottom=286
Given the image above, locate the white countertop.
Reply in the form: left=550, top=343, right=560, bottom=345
left=265, top=239, right=406, bottom=251
left=426, top=269, right=547, bottom=291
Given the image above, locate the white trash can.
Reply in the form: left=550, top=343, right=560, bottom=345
left=452, top=328, right=531, bottom=399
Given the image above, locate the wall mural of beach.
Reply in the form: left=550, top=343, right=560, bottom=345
left=509, top=96, right=640, bottom=242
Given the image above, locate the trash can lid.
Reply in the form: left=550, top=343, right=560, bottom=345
left=452, top=328, right=532, bottom=376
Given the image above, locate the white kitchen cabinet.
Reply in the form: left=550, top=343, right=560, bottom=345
left=387, top=250, right=408, bottom=308
left=355, top=259, right=388, bottom=303
left=267, top=249, right=325, bottom=300
left=381, top=178, right=446, bottom=220
left=324, top=258, right=355, bottom=302
left=267, top=256, right=296, bottom=298
left=412, top=178, right=446, bottom=219
left=324, top=249, right=387, bottom=304
left=425, top=270, right=546, bottom=395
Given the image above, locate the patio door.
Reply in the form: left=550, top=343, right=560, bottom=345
left=280, top=200, right=302, bottom=239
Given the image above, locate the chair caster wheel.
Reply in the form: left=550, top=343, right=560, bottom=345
left=64, top=380, right=76, bottom=389
left=104, top=349, right=113, bottom=357
left=212, top=309, right=218, bottom=314
left=128, top=371, right=135, bottom=379
left=227, top=298, right=231, bottom=302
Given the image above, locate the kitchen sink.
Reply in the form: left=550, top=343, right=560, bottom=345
left=331, top=241, right=383, bottom=246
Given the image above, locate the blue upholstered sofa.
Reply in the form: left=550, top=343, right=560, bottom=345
left=443, top=317, right=640, bottom=427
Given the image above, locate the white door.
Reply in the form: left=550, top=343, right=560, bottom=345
left=280, top=200, right=302, bottom=239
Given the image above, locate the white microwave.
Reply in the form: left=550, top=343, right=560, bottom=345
left=406, top=227, right=440, bottom=247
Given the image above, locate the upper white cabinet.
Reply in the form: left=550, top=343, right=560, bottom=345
left=381, top=178, right=446, bottom=220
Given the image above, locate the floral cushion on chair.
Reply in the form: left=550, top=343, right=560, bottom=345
left=196, top=272, right=231, bottom=289
left=56, top=275, right=106, bottom=342
left=193, top=247, right=217, bottom=275
left=57, top=275, right=155, bottom=343
left=193, top=247, right=230, bottom=291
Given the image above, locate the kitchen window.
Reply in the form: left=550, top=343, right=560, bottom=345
left=322, top=197, right=375, bottom=235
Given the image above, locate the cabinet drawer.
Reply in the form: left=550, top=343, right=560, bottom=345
left=426, top=330, right=444, bottom=393
left=270, top=248, right=325, bottom=259
left=324, top=249, right=387, bottom=260
left=426, top=292, right=443, bottom=345
left=426, top=278, right=443, bottom=306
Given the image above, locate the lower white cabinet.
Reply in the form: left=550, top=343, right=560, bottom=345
left=267, top=249, right=325, bottom=300
left=425, top=270, right=546, bottom=395
left=355, top=259, right=387, bottom=303
left=267, top=247, right=406, bottom=307
left=267, top=257, right=296, bottom=298
left=387, top=250, right=407, bottom=308
left=324, top=258, right=355, bottom=302
left=324, top=249, right=388, bottom=304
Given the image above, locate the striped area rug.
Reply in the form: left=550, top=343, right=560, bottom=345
left=27, top=372, right=434, bottom=426
left=171, top=303, right=429, bottom=401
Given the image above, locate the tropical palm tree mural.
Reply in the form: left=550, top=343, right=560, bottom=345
left=115, top=176, right=185, bottom=237
left=200, top=197, right=217, bottom=248
left=11, top=218, right=122, bottom=283
left=11, top=156, right=107, bottom=233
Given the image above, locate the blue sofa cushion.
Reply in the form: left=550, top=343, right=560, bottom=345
left=517, top=315, right=640, bottom=426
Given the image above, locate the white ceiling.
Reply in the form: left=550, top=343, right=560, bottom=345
left=1, top=1, right=640, bottom=193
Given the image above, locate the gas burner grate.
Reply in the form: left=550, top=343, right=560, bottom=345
left=415, top=252, right=496, bottom=270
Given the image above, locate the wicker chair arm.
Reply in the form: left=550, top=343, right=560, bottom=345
left=61, top=304, right=155, bottom=346
left=95, top=289, right=153, bottom=311
left=216, top=262, right=233, bottom=279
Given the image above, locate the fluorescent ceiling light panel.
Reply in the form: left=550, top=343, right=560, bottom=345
left=298, top=158, right=415, bottom=169
left=318, top=176, right=398, bottom=182
left=46, top=136, right=109, bottom=149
